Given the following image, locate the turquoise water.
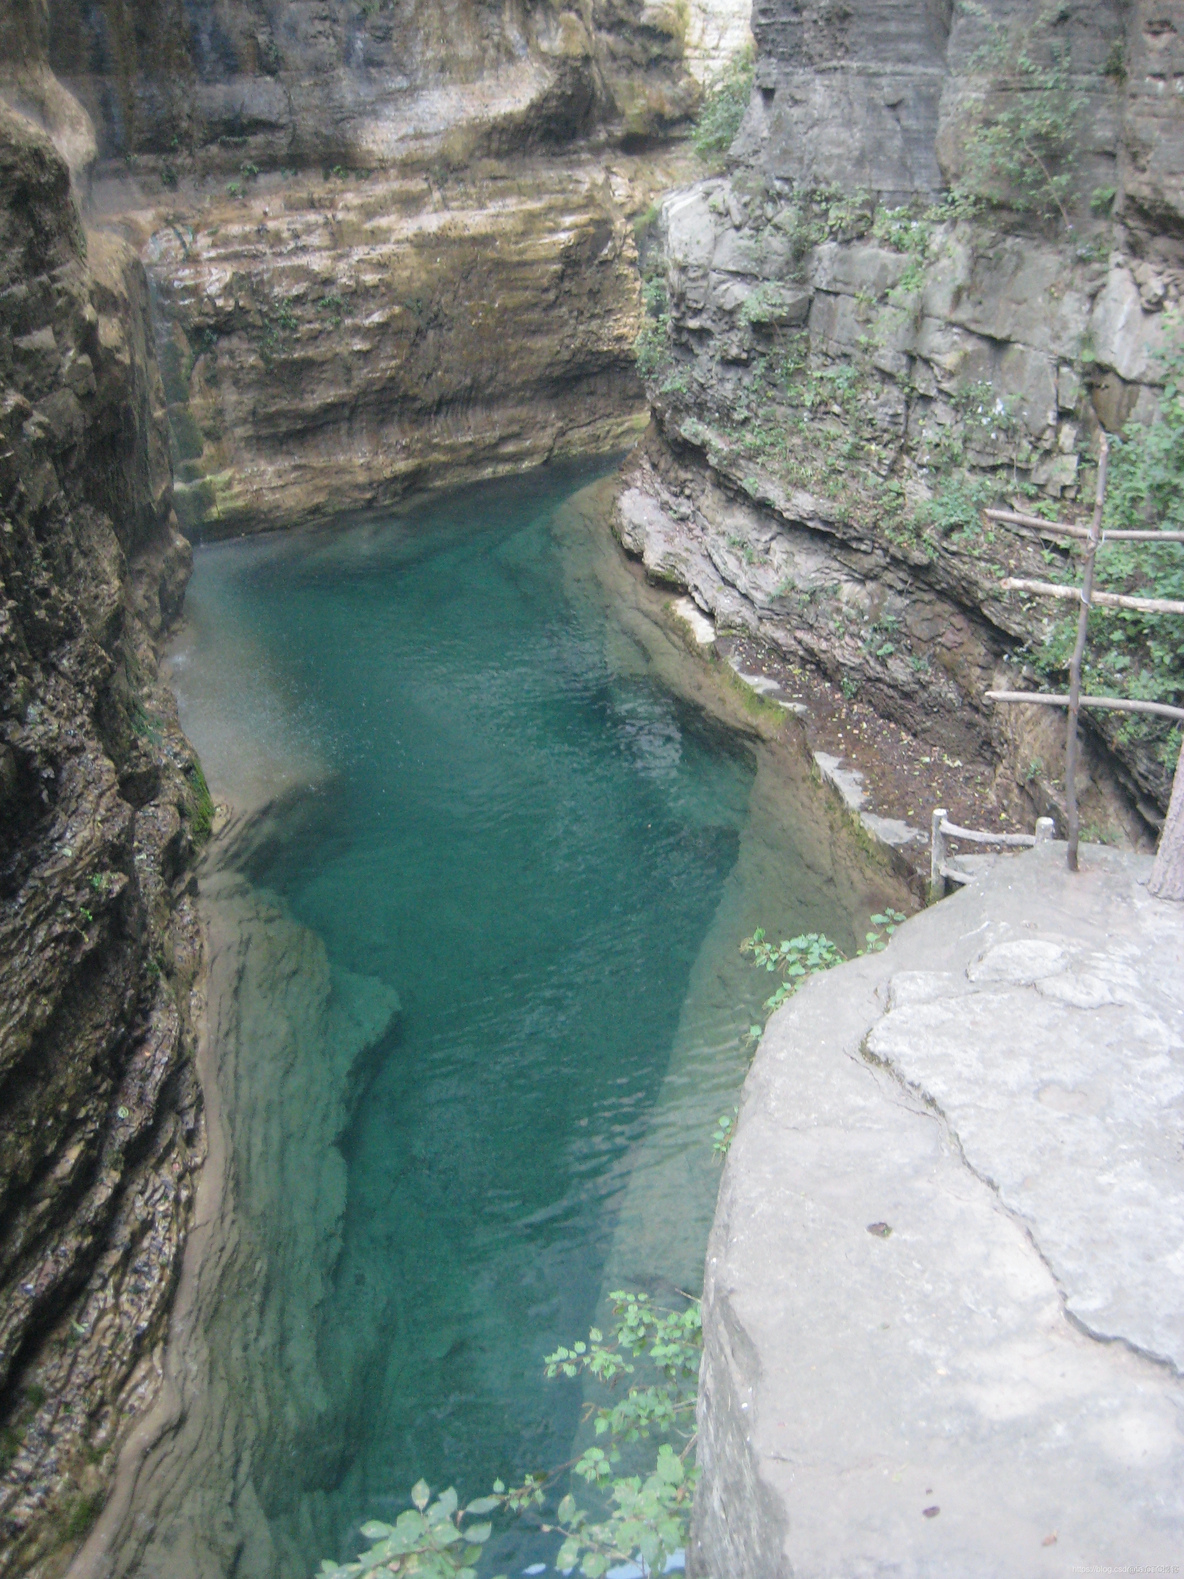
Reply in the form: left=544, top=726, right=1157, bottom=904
left=164, top=464, right=892, bottom=1576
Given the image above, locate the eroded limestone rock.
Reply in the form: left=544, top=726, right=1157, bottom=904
left=145, top=159, right=653, bottom=537
left=694, top=841, right=1184, bottom=1577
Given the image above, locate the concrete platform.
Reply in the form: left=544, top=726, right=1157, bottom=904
left=692, top=841, right=1184, bottom=1578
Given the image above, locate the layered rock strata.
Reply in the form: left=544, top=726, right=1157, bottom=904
left=143, top=158, right=654, bottom=538
left=49, top=0, right=705, bottom=175
left=44, top=0, right=740, bottom=539
left=0, top=100, right=204, bottom=1577
left=621, top=0, right=1184, bottom=841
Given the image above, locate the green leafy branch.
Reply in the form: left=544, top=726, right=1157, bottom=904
left=317, top=1482, right=496, bottom=1579
left=550, top=1446, right=694, bottom=1579
left=316, top=1293, right=702, bottom=1579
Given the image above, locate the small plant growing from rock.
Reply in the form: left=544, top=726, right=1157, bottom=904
left=954, top=4, right=1084, bottom=229
left=634, top=277, right=671, bottom=380
left=691, top=45, right=754, bottom=163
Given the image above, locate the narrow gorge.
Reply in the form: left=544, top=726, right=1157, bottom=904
left=0, top=0, right=1181, bottom=1575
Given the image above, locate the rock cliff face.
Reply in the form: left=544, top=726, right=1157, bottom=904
left=40, top=0, right=741, bottom=537
left=0, top=93, right=204, bottom=1579
left=618, top=0, right=1184, bottom=847
left=145, top=157, right=653, bottom=537
left=50, top=0, right=703, bottom=172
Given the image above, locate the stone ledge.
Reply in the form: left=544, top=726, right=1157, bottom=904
left=693, top=841, right=1184, bottom=1578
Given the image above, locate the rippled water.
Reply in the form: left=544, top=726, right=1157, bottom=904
left=156, top=464, right=897, bottom=1577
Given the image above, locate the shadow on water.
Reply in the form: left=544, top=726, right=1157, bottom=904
left=93, top=461, right=906, bottom=1579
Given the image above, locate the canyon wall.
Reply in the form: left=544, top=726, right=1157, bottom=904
left=620, top=0, right=1184, bottom=848
left=37, top=0, right=743, bottom=537
left=1, top=0, right=1180, bottom=1572
left=141, top=157, right=652, bottom=538
left=0, top=62, right=205, bottom=1579
left=0, top=0, right=734, bottom=1571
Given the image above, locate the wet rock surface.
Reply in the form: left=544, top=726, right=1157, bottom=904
left=0, top=98, right=204, bottom=1578
left=694, top=840, right=1184, bottom=1577
left=135, top=157, right=664, bottom=538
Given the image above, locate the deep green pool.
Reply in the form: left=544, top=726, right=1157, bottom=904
left=161, top=464, right=892, bottom=1577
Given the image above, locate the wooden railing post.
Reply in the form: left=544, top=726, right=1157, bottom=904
left=1149, top=752, right=1184, bottom=900
left=929, top=808, right=948, bottom=903
left=1065, top=433, right=1109, bottom=874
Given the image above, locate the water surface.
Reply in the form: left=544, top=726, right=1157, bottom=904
left=155, top=464, right=897, bottom=1576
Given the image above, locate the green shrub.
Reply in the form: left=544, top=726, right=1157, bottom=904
left=691, top=46, right=754, bottom=162
left=632, top=203, right=660, bottom=248
left=916, top=470, right=999, bottom=539
left=635, top=277, right=671, bottom=380
left=955, top=7, right=1083, bottom=227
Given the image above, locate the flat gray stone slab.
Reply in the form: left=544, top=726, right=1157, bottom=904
left=693, top=842, right=1184, bottom=1579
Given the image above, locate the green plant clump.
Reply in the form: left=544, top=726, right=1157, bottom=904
left=1026, top=317, right=1184, bottom=767
left=187, top=761, right=215, bottom=844
left=635, top=276, right=671, bottom=380
left=691, top=45, right=754, bottom=162
left=955, top=6, right=1084, bottom=227
left=740, top=910, right=906, bottom=1039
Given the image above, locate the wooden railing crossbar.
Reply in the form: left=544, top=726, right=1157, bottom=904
left=985, top=691, right=1184, bottom=723
left=986, top=508, right=1184, bottom=544
left=1000, top=578, right=1184, bottom=617
left=982, top=430, right=1184, bottom=889
left=929, top=808, right=1055, bottom=899
left=939, top=819, right=1042, bottom=847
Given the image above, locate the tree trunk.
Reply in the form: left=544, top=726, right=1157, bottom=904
left=1149, top=750, right=1184, bottom=900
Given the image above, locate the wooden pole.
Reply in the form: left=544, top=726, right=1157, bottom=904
left=1066, top=434, right=1109, bottom=873
left=1000, top=578, right=1184, bottom=616
left=1149, top=747, right=1184, bottom=900
left=930, top=808, right=948, bottom=903
left=985, top=691, right=1184, bottom=724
